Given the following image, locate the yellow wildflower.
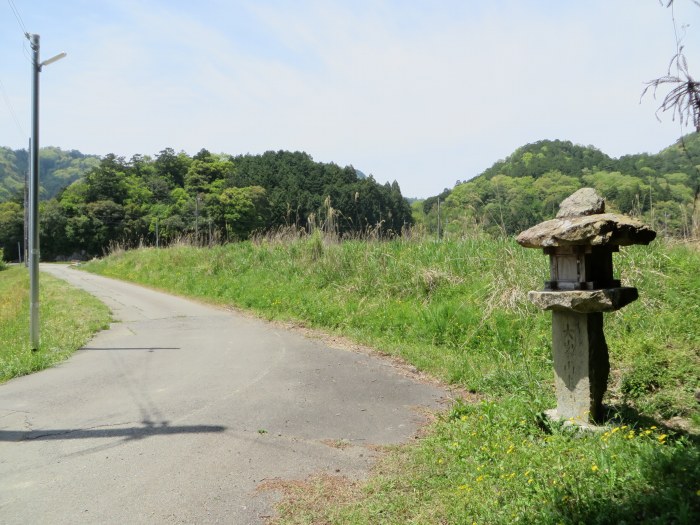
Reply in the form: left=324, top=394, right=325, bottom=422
left=591, top=465, right=599, bottom=472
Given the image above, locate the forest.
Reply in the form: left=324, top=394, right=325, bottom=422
left=1, top=133, right=699, bottom=261
left=0, top=147, right=412, bottom=260
left=415, top=133, right=700, bottom=239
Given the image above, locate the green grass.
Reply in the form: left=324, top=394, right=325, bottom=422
left=0, top=265, right=112, bottom=382
left=271, top=400, right=698, bottom=524
left=84, top=236, right=700, bottom=524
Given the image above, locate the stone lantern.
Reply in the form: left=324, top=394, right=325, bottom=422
left=517, top=188, right=656, bottom=426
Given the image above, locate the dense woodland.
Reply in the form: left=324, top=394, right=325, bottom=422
left=1, top=133, right=699, bottom=261
left=0, top=147, right=412, bottom=260
left=415, top=133, right=700, bottom=239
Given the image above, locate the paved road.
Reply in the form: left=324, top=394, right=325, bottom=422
left=0, top=264, right=448, bottom=524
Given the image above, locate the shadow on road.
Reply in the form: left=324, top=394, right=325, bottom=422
left=0, top=422, right=226, bottom=442
left=80, top=347, right=181, bottom=351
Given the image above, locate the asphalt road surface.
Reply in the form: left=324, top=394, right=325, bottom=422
left=0, top=264, right=448, bottom=524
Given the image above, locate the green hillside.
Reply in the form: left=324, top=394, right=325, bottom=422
left=0, top=146, right=101, bottom=203
left=418, top=134, right=700, bottom=238
left=0, top=148, right=412, bottom=260
left=3, top=134, right=700, bottom=261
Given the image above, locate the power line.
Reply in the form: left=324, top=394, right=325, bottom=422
left=6, top=0, right=29, bottom=36
left=0, top=76, right=26, bottom=139
left=21, top=40, right=34, bottom=66
left=2, top=0, right=31, bottom=141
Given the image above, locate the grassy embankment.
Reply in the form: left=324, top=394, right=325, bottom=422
left=85, top=235, right=699, bottom=524
left=0, top=265, right=111, bottom=382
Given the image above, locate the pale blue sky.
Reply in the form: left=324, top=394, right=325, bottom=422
left=1, top=1, right=698, bottom=197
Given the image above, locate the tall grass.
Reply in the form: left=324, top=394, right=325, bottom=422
left=84, top=235, right=700, bottom=523
left=0, top=266, right=111, bottom=381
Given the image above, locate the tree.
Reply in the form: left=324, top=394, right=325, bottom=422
left=84, top=154, right=128, bottom=204
left=40, top=200, right=68, bottom=260
left=154, top=148, right=191, bottom=188
left=85, top=200, right=125, bottom=254
left=213, top=186, right=269, bottom=240
left=0, top=202, right=23, bottom=261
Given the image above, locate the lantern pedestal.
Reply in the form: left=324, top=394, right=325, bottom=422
left=517, top=188, right=655, bottom=427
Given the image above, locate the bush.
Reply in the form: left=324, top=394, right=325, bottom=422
left=0, top=248, right=6, bottom=271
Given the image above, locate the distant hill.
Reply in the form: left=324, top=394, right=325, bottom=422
left=418, top=134, right=700, bottom=238
left=0, top=146, right=101, bottom=202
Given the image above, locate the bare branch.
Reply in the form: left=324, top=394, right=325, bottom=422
left=643, top=1, right=700, bottom=131
left=643, top=51, right=700, bottom=131
left=662, top=0, right=700, bottom=7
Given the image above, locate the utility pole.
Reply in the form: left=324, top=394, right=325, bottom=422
left=29, top=33, right=40, bottom=350
left=23, top=139, right=29, bottom=266
left=194, top=195, right=199, bottom=243
left=437, top=197, right=441, bottom=240
left=27, top=33, right=66, bottom=350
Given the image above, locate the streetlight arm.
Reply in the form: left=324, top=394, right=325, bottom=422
left=40, top=52, right=66, bottom=69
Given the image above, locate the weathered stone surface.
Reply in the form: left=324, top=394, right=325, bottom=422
left=516, top=213, right=656, bottom=248
left=528, top=287, right=638, bottom=313
left=556, top=187, right=605, bottom=218
left=549, top=311, right=609, bottom=423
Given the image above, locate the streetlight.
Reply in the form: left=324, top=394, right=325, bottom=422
left=28, top=33, right=66, bottom=350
